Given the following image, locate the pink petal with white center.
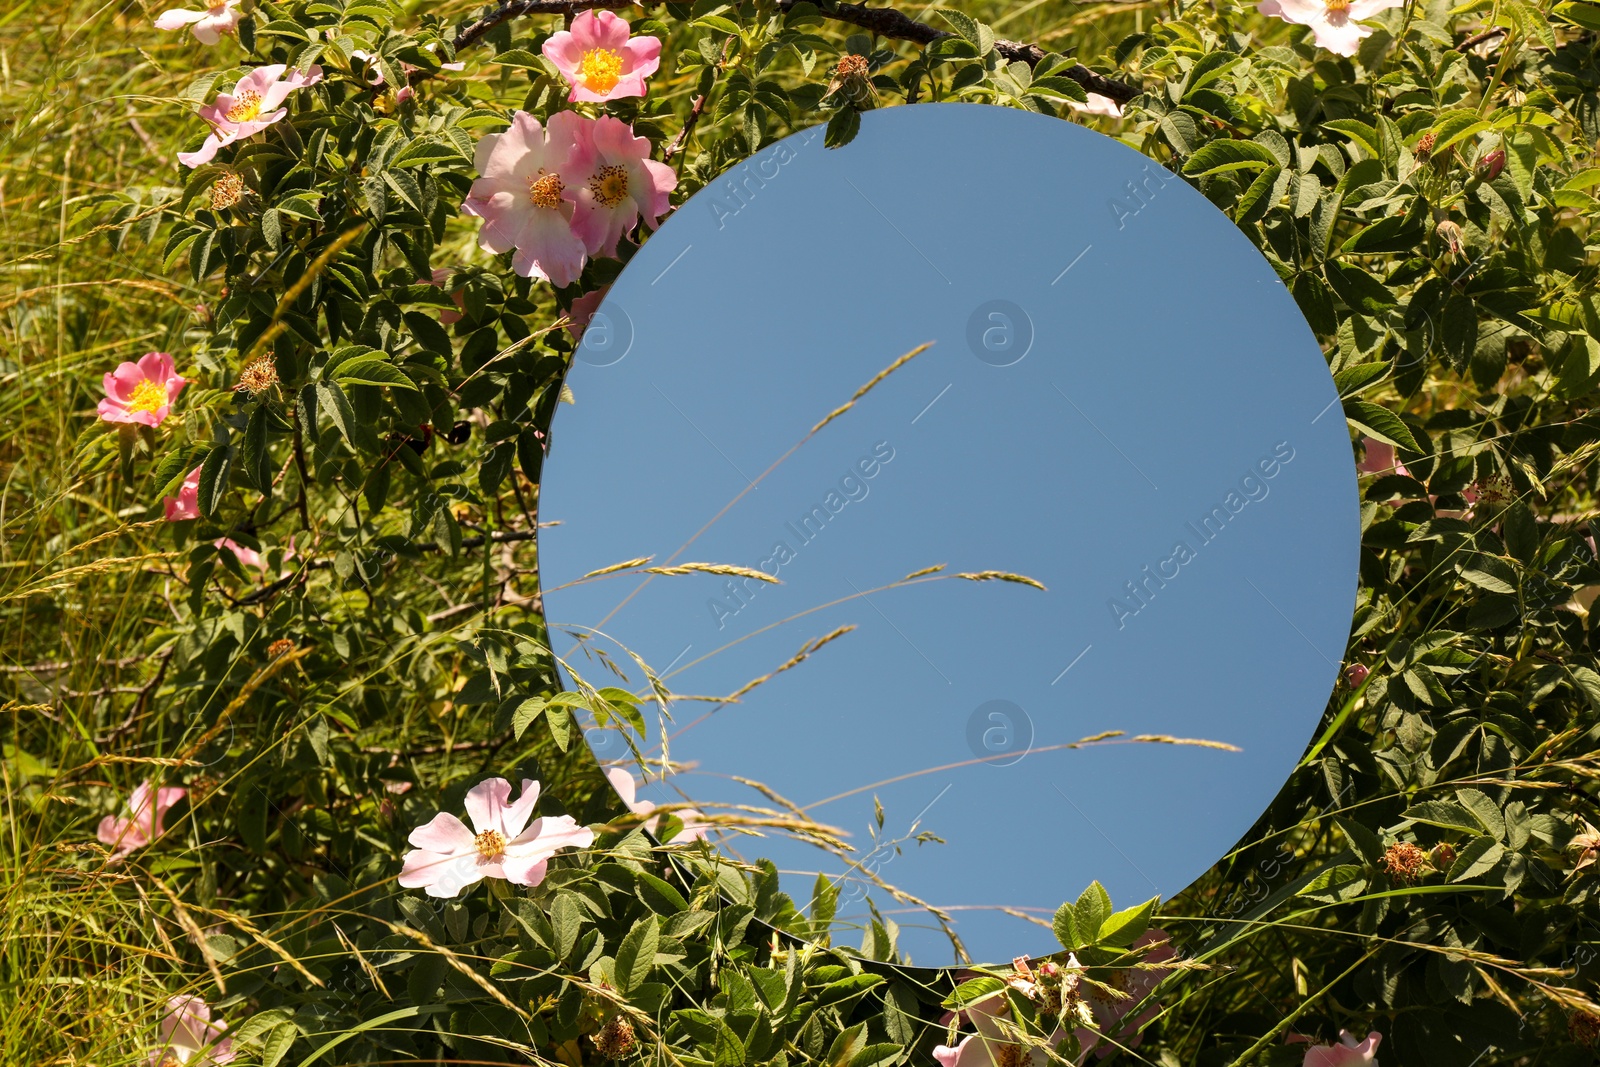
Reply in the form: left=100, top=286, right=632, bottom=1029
left=1310, top=17, right=1369, bottom=55
left=508, top=209, right=588, bottom=287
left=1266, top=0, right=1328, bottom=20
left=214, top=538, right=266, bottom=571
left=497, top=853, right=550, bottom=886
left=511, top=813, right=595, bottom=857
left=463, top=777, right=540, bottom=838
left=157, top=995, right=235, bottom=1066
left=1347, top=0, right=1403, bottom=19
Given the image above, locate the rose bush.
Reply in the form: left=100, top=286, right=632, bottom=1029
left=7, top=0, right=1600, bottom=1063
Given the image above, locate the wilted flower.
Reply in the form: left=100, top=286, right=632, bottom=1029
left=153, top=0, right=241, bottom=45
left=98, top=780, right=186, bottom=859
left=267, top=638, right=296, bottom=659
left=605, top=767, right=710, bottom=844
left=1570, top=1011, right=1600, bottom=1049
left=164, top=465, right=203, bottom=522
left=209, top=171, right=246, bottom=209
left=1299, top=1030, right=1381, bottom=1066
left=592, top=1016, right=638, bottom=1059
left=1069, top=92, right=1124, bottom=118
left=150, top=995, right=235, bottom=1065
left=461, top=110, right=588, bottom=287
left=178, top=64, right=324, bottom=168
left=567, top=115, right=676, bottom=258
left=1570, top=820, right=1600, bottom=872
left=1257, top=0, right=1404, bottom=56
left=542, top=10, right=661, bottom=103
left=235, top=357, right=278, bottom=396
left=1435, top=219, right=1463, bottom=256
left=1478, top=148, right=1506, bottom=181
left=398, top=777, right=593, bottom=897
left=1381, top=841, right=1428, bottom=884
left=214, top=538, right=266, bottom=571
left=826, top=53, right=877, bottom=107
left=99, top=352, right=188, bottom=427
left=1413, top=130, right=1436, bottom=161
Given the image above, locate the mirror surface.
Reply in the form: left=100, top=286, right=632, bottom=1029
left=538, top=103, right=1359, bottom=966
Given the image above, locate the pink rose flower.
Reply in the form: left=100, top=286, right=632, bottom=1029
left=1069, top=93, right=1124, bottom=118
left=398, top=777, right=593, bottom=897
left=1257, top=0, right=1403, bottom=55
left=567, top=115, right=676, bottom=258
left=542, top=10, right=661, bottom=103
left=99, top=352, right=188, bottom=427
left=214, top=538, right=266, bottom=571
left=1079, top=930, right=1176, bottom=1058
left=1356, top=437, right=1409, bottom=477
left=151, top=995, right=235, bottom=1065
left=98, top=780, right=186, bottom=859
left=178, top=63, right=324, bottom=168
left=423, top=267, right=464, bottom=325
left=605, top=767, right=710, bottom=844
left=154, top=0, right=241, bottom=45
left=350, top=49, right=386, bottom=86
left=462, top=111, right=589, bottom=287
left=164, top=465, right=204, bottom=522
left=565, top=287, right=609, bottom=340
left=934, top=988, right=1063, bottom=1067
left=1299, top=1030, right=1382, bottom=1066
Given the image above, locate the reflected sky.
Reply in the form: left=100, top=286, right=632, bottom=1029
left=537, top=103, right=1360, bottom=967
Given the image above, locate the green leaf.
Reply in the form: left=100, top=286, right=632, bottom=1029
left=1458, top=555, right=1519, bottom=596
left=937, top=10, right=994, bottom=54
left=825, top=107, right=860, bottom=149
left=331, top=356, right=418, bottom=390
left=1073, top=881, right=1112, bottom=946
left=508, top=697, right=546, bottom=739
left=1182, top=139, right=1281, bottom=177
left=1052, top=900, right=1081, bottom=951
left=614, top=915, right=659, bottom=995
left=816, top=973, right=884, bottom=1006
left=1447, top=836, right=1504, bottom=881
left=943, top=976, right=1004, bottom=1011
left=1344, top=399, right=1420, bottom=453
left=239, top=405, right=272, bottom=491
left=197, top=444, right=232, bottom=519
left=1097, top=895, right=1158, bottom=947
left=1455, top=788, right=1506, bottom=841
left=1403, top=800, right=1487, bottom=835
left=391, top=138, right=468, bottom=169
left=1428, top=109, right=1490, bottom=155
left=1336, top=817, right=1385, bottom=865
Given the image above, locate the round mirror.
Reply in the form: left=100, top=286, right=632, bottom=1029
left=538, top=102, right=1359, bottom=967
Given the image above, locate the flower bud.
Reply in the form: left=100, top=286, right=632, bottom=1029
left=1478, top=148, right=1506, bottom=181
left=1430, top=842, right=1456, bottom=869
left=1344, top=663, right=1369, bottom=687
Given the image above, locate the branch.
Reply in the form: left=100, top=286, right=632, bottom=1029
left=775, top=0, right=1141, bottom=104
left=450, top=0, right=1141, bottom=105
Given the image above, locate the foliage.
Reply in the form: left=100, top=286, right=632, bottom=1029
left=6, top=0, right=1600, bottom=1064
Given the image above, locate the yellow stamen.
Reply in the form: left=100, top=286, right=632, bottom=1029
left=127, top=378, right=168, bottom=415
left=224, top=89, right=262, bottom=124
left=1324, top=0, right=1351, bottom=12
left=528, top=172, right=565, bottom=209
left=474, top=829, right=507, bottom=859
left=588, top=165, right=629, bottom=208
left=579, top=48, right=624, bottom=94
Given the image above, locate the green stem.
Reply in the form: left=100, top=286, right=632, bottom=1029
left=1223, top=948, right=1379, bottom=1067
